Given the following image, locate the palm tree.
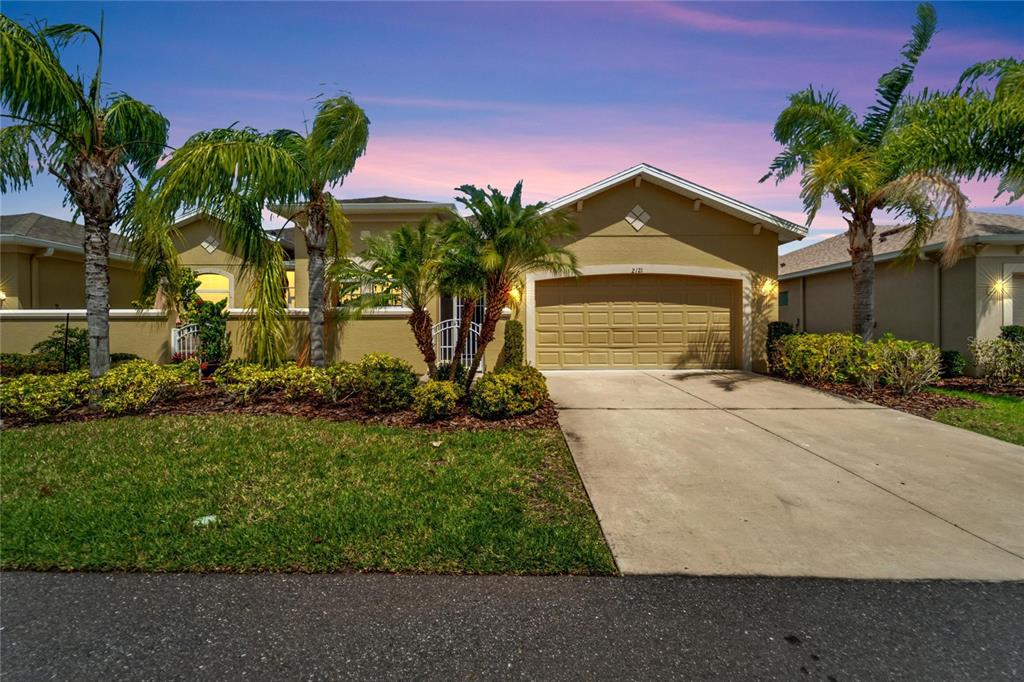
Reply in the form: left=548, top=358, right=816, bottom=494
left=437, top=222, right=486, bottom=381
left=449, top=182, right=578, bottom=388
left=0, top=14, right=169, bottom=378
left=332, top=218, right=444, bottom=375
left=761, top=3, right=1022, bottom=339
left=148, top=95, right=369, bottom=367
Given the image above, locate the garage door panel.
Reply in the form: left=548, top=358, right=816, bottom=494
left=536, top=274, right=737, bottom=370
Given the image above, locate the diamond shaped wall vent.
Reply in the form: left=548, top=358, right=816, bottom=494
left=625, top=205, right=650, bottom=232
left=201, top=236, right=220, bottom=253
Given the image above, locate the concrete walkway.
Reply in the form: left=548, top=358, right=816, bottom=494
left=548, top=370, right=1024, bottom=579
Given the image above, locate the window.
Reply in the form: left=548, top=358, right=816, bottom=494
left=196, top=273, right=231, bottom=305
left=372, top=282, right=404, bottom=308
left=779, top=291, right=789, bottom=307
left=285, top=271, right=296, bottom=308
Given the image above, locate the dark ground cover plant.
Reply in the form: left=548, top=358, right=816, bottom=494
left=1000, top=325, right=1024, bottom=344
left=940, top=350, right=967, bottom=378
left=766, top=321, right=795, bottom=375
left=0, top=415, right=614, bottom=574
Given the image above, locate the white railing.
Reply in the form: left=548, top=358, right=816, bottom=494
left=171, top=323, right=201, bottom=359
left=432, top=318, right=482, bottom=369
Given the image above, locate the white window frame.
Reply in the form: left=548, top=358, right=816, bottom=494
left=1003, top=263, right=1024, bottom=325
left=195, top=269, right=234, bottom=307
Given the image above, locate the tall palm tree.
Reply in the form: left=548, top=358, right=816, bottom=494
left=0, top=14, right=169, bottom=378
left=148, top=95, right=369, bottom=367
left=450, top=182, right=578, bottom=388
left=332, top=218, right=444, bottom=375
left=761, top=3, right=1022, bottom=339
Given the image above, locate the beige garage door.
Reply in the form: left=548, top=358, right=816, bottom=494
left=535, top=274, right=737, bottom=369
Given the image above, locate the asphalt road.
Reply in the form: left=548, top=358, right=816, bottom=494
left=2, top=572, right=1022, bottom=680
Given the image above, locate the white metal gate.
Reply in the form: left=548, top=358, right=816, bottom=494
left=171, top=323, right=201, bottom=359
left=433, top=296, right=485, bottom=368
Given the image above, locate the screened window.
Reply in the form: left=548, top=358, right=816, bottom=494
left=372, top=282, right=404, bottom=307
left=285, top=271, right=296, bottom=308
left=196, top=273, right=231, bottom=305
left=779, top=291, right=789, bottom=307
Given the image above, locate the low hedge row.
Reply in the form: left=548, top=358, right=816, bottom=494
left=773, top=332, right=941, bottom=395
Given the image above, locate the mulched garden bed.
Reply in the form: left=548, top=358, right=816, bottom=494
left=793, top=381, right=980, bottom=419
left=3, top=384, right=561, bottom=431
left=933, top=377, right=1024, bottom=399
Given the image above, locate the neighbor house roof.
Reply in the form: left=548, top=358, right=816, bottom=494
left=271, top=196, right=457, bottom=221
left=543, top=163, right=808, bottom=243
left=778, top=211, right=1024, bottom=280
left=0, top=213, right=133, bottom=260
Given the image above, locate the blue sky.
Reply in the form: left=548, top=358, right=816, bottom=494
left=2, top=1, right=1022, bottom=248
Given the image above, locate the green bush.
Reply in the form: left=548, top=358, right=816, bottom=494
left=500, top=320, right=525, bottom=370
left=940, top=350, right=967, bottom=379
left=31, top=324, right=89, bottom=370
left=412, top=380, right=462, bottom=422
left=469, top=366, right=548, bottom=419
left=324, top=362, right=362, bottom=403
left=433, top=361, right=468, bottom=384
left=94, top=360, right=183, bottom=415
left=213, top=362, right=281, bottom=403
left=1000, top=325, right=1024, bottom=344
left=277, top=365, right=330, bottom=400
left=0, top=371, right=89, bottom=421
left=111, top=353, right=142, bottom=365
left=167, top=358, right=202, bottom=386
left=874, top=336, right=941, bottom=395
left=766, top=321, right=795, bottom=375
left=971, top=337, right=1024, bottom=385
left=357, top=353, right=418, bottom=413
left=775, top=333, right=866, bottom=384
left=0, top=353, right=62, bottom=377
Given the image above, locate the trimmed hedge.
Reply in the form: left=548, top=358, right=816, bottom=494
left=470, top=366, right=548, bottom=419
left=412, top=380, right=462, bottom=422
left=357, top=353, right=418, bottom=413
left=500, top=320, right=525, bottom=370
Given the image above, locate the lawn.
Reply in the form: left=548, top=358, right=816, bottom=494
left=931, top=389, right=1024, bottom=446
left=0, top=415, right=615, bottom=574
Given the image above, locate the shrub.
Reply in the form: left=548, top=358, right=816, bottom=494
left=31, top=324, right=89, bottom=370
left=168, top=358, right=202, bottom=386
left=0, top=370, right=89, bottom=421
left=94, top=360, right=183, bottom=415
left=213, top=361, right=280, bottom=403
left=277, top=365, right=331, bottom=400
left=500, top=320, right=525, bottom=370
left=412, top=380, right=462, bottom=422
left=0, top=353, right=62, bottom=377
left=183, top=299, right=231, bottom=363
left=971, top=337, right=1024, bottom=385
left=874, top=336, right=941, bottom=395
left=433, top=361, right=468, bottom=384
left=766, top=321, right=795, bottom=375
left=357, top=353, right=418, bottom=413
left=775, top=333, right=866, bottom=384
left=324, top=362, right=362, bottom=403
left=469, top=366, right=548, bottom=419
left=940, top=350, right=967, bottom=379
left=1000, top=325, right=1024, bottom=344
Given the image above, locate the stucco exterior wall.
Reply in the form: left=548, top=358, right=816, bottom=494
left=975, top=250, right=1024, bottom=341
left=0, top=247, right=142, bottom=310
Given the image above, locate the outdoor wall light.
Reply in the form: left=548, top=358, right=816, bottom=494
left=760, top=279, right=779, bottom=296
left=509, top=286, right=522, bottom=303
left=990, top=277, right=1010, bottom=298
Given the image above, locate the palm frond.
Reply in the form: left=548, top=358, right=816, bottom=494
left=322, top=192, right=352, bottom=259
left=102, top=94, right=169, bottom=176
left=762, top=87, right=860, bottom=184
left=307, top=94, right=369, bottom=185
left=800, top=142, right=875, bottom=224
left=958, top=58, right=1024, bottom=101
left=0, top=123, right=44, bottom=192
left=860, top=3, right=936, bottom=148
left=122, top=181, right=185, bottom=309
left=240, top=241, right=290, bottom=367
left=870, top=170, right=969, bottom=267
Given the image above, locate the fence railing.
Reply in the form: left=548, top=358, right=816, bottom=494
left=171, top=323, right=201, bottom=359
left=432, top=318, right=482, bottom=370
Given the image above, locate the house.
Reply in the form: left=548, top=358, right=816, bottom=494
left=1, top=163, right=806, bottom=370
left=777, top=211, right=1024, bottom=358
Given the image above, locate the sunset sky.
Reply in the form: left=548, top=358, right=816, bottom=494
left=2, top=1, right=1021, bottom=249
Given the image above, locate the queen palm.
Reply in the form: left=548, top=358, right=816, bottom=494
left=149, top=95, right=369, bottom=367
left=761, top=3, right=1022, bottom=339
left=0, top=15, right=169, bottom=378
left=332, top=218, right=444, bottom=375
left=449, top=182, right=578, bottom=388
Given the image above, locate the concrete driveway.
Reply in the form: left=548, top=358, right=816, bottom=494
left=548, top=370, right=1024, bottom=580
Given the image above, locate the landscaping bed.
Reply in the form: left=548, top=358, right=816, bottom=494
left=0, top=414, right=615, bottom=574
left=798, top=381, right=980, bottom=419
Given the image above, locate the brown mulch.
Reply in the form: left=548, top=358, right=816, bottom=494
left=933, top=377, right=1024, bottom=399
left=5, top=383, right=561, bottom=431
left=797, top=381, right=980, bottom=419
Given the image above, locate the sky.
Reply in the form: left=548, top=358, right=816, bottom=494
left=2, top=1, right=1022, bottom=252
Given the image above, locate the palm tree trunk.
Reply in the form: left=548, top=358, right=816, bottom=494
left=65, top=152, right=122, bottom=385
left=408, top=307, right=437, bottom=376
left=305, top=199, right=329, bottom=368
left=448, top=296, right=477, bottom=380
left=464, top=293, right=506, bottom=389
left=848, top=217, right=876, bottom=340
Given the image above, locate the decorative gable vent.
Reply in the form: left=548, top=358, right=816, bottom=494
left=201, top=236, right=220, bottom=254
left=625, top=204, right=650, bottom=232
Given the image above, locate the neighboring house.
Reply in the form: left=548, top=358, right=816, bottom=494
left=1, top=163, right=806, bottom=370
left=778, top=211, right=1024, bottom=358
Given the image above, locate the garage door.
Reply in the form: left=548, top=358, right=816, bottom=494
left=535, top=274, right=737, bottom=369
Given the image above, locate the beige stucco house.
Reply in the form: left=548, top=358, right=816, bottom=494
left=778, top=211, right=1024, bottom=357
left=1, top=163, right=806, bottom=371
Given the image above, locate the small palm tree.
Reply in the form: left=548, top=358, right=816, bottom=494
left=450, top=182, right=578, bottom=388
left=437, top=224, right=487, bottom=381
left=761, top=3, right=1022, bottom=339
left=0, top=14, right=169, bottom=378
left=332, top=218, right=444, bottom=375
left=148, top=95, right=369, bottom=367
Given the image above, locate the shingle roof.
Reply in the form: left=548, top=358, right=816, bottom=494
left=779, top=211, right=1024, bottom=278
left=0, top=213, right=132, bottom=257
left=343, top=196, right=432, bottom=204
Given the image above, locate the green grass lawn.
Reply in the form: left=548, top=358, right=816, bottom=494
left=931, top=389, right=1024, bottom=446
left=1, top=415, right=614, bottom=574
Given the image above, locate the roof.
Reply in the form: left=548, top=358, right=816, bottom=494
left=343, top=196, right=432, bottom=204
left=0, top=213, right=133, bottom=259
left=271, top=196, right=457, bottom=220
left=543, top=163, right=808, bottom=243
left=779, top=211, right=1024, bottom=280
